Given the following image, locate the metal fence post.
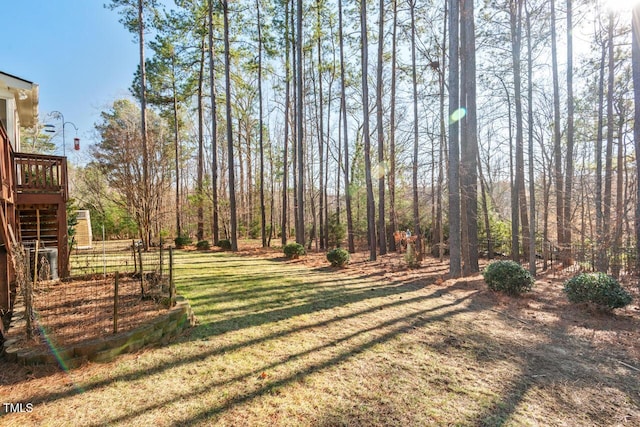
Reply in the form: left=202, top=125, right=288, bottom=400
left=138, top=245, right=144, bottom=297
left=169, top=247, right=175, bottom=308
left=114, top=271, right=119, bottom=334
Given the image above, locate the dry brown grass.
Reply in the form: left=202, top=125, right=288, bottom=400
left=1, top=242, right=639, bottom=426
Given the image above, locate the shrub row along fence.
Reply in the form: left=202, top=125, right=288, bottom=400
left=476, top=239, right=639, bottom=279
left=15, top=240, right=177, bottom=349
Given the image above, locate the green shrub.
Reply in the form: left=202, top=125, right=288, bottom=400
left=482, top=260, right=534, bottom=296
left=174, top=235, right=192, bottom=248
left=327, top=248, right=350, bottom=267
left=284, top=243, right=305, bottom=259
left=216, top=239, right=232, bottom=250
left=564, top=272, right=632, bottom=310
left=196, top=240, right=210, bottom=250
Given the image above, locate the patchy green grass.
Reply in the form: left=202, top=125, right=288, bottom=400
left=1, top=247, right=639, bottom=426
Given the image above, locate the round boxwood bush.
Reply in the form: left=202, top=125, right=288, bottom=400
left=196, top=240, right=210, bottom=250
left=216, top=239, right=232, bottom=250
left=174, top=235, right=192, bottom=248
left=327, top=248, right=350, bottom=267
left=482, top=260, right=534, bottom=296
left=284, top=243, right=306, bottom=259
left=564, top=272, right=632, bottom=310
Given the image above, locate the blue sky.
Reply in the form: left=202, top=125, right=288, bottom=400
left=2, top=1, right=139, bottom=160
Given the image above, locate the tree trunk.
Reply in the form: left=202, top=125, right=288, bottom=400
left=223, top=0, right=238, bottom=251
left=292, top=0, right=299, bottom=242
left=246, top=119, right=253, bottom=234
left=208, top=0, right=219, bottom=246
left=478, top=147, right=492, bottom=259
left=339, top=0, right=355, bottom=253
left=613, top=101, right=625, bottom=277
left=257, top=0, right=267, bottom=248
left=360, top=0, right=377, bottom=261
left=551, top=0, right=564, bottom=256
left=563, top=0, right=574, bottom=264
left=138, top=0, right=150, bottom=250
left=410, top=0, right=421, bottom=262
left=388, top=0, right=398, bottom=252
left=460, top=0, right=479, bottom=275
left=237, top=120, right=245, bottom=237
left=171, top=49, right=181, bottom=239
left=197, top=35, right=205, bottom=243
left=448, top=0, right=461, bottom=277
left=437, top=1, right=447, bottom=261
left=510, top=0, right=529, bottom=265
left=376, top=0, right=387, bottom=256
left=633, top=5, right=640, bottom=272
left=295, top=0, right=305, bottom=245
left=282, top=0, right=291, bottom=246
left=324, top=40, right=334, bottom=250
left=595, top=22, right=606, bottom=271
left=526, top=2, right=536, bottom=276
left=497, top=76, right=517, bottom=261
left=269, top=135, right=275, bottom=247
left=316, top=0, right=325, bottom=251
left=604, top=12, right=615, bottom=271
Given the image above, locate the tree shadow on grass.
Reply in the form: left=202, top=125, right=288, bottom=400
left=1, top=269, right=474, bottom=410
left=16, top=253, right=620, bottom=426
left=83, top=293, right=481, bottom=426
left=448, top=312, right=640, bottom=426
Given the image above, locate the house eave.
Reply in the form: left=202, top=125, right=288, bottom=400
left=0, top=71, right=39, bottom=128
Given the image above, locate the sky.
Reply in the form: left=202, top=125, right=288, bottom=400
left=2, top=1, right=140, bottom=161
left=3, top=0, right=636, bottom=163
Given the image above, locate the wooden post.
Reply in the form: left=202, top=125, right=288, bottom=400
left=33, top=240, right=39, bottom=289
left=113, top=271, right=119, bottom=334
left=58, top=201, right=69, bottom=278
left=169, top=247, right=175, bottom=308
left=26, top=243, right=34, bottom=340
left=138, top=245, right=144, bottom=297
left=159, top=237, right=163, bottom=280
left=132, top=240, right=138, bottom=274
left=36, top=209, right=40, bottom=243
left=102, top=225, right=106, bottom=279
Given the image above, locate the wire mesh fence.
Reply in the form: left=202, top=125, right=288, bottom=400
left=16, top=240, right=176, bottom=349
left=69, top=239, right=170, bottom=279
left=476, top=238, right=639, bottom=279
left=30, top=273, right=171, bottom=348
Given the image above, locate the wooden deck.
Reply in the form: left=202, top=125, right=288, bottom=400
left=0, top=124, right=68, bottom=317
left=14, top=152, right=68, bottom=203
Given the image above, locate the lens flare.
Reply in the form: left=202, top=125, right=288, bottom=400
left=35, top=311, right=85, bottom=393
left=449, top=108, right=467, bottom=124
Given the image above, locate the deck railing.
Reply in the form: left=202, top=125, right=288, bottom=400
left=13, top=152, right=68, bottom=201
left=0, top=123, right=14, bottom=204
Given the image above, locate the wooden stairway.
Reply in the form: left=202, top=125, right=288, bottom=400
left=17, top=206, right=61, bottom=250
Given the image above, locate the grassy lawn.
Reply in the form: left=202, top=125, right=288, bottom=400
left=1, top=247, right=639, bottom=426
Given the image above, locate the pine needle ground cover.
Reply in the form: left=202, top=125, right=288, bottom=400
left=1, top=245, right=639, bottom=426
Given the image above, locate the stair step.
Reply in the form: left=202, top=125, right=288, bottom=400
left=17, top=206, right=62, bottom=248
